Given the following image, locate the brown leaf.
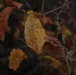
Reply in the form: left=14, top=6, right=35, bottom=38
left=42, top=36, right=65, bottom=59
left=4, top=0, right=23, bottom=8
left=8, top=49, right=28, bottom=71
left=40, top=56, right=66, bottom=75
left=24, top=10, right=46, bottom=54
left=46, top=36, right=64, bottom=49
left=41, top=16, right=54, bottom=26
left=31, top=12, right=54, bottom=26
left=0, top=7, right=13, bottom=41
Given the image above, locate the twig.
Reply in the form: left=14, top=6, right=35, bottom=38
left=41, top=0, right=45, bottom=16
left=54, top=1, right=72, bottom=75
left=65, top=47, right=71, bottom=75
left=66, top=56, right=71, bottom=75
left=67, top=50, right=76, bottom=61
left=43, top=1, right=72, bottom=15
left=57, top=0, right=68, bottom=22
left=68, top=57, right=76, bottom=61
left=57, top=9, right=63, bottom=22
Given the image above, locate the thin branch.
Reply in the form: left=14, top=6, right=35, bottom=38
left=68, top=57, right=76, bottom=61
left=41, top=0, right=45, bottom=16
left=66, top=56, right=71, bottom=75
left=43, top=1, right=73, bottom=15
left=57, top=0, right=68, bottom=22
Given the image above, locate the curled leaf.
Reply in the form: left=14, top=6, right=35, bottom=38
left=8, top=49, right=28, bottom=71
left=24, top=10, right=46, bottom=54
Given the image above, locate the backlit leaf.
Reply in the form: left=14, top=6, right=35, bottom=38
left=24, top=10, right=46, bottom=54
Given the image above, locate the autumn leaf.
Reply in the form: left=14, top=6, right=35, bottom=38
left=42, top=42, right=65, bottom=59
left=42, top=36, right=65, bottom=59
left=55, top=21, right=72, bottom=38
left=8, top=49, right=28, bottom=71
left=24, top=10, right=46, bottom=54
left=46, top=36, right=64, bottom=48
left=41, top=55, right=62, bottom=69
left=4, top=0, right=23, bottom=8
left=40, top=16, right=54, bottom=26
left=61, top=25, right=72, bottom=38
left=0, top=7, right=13, bottom=41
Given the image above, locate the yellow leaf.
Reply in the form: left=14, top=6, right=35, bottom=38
left=41, top=56, right=61, bottom=69
left=55, top=21, right=72, bottom=38
left=24, top=10, right=46, bottom=54
left=8, top=49, right=28, bottom=71
left=62, top=25, right=72, bottom=38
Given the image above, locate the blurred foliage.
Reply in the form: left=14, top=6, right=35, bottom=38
left=0, top=0, right=76, bottom=75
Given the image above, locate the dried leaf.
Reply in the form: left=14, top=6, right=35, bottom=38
left=0, top=7, right=13, bottom=41
left=8, top=49, right=28, bottom=71
left=46, top=36, right=64, bottom=49
left=24, top=10, right=46, bottom=54
left=41, top=16, right=54, bottom=26
left=4, top=0, right=23, bottom=8
left=40, top=56, right=66, bottom=75
left=41, top=56, right=62, bottom=68
left=42, top=36, right=65, bottom=59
